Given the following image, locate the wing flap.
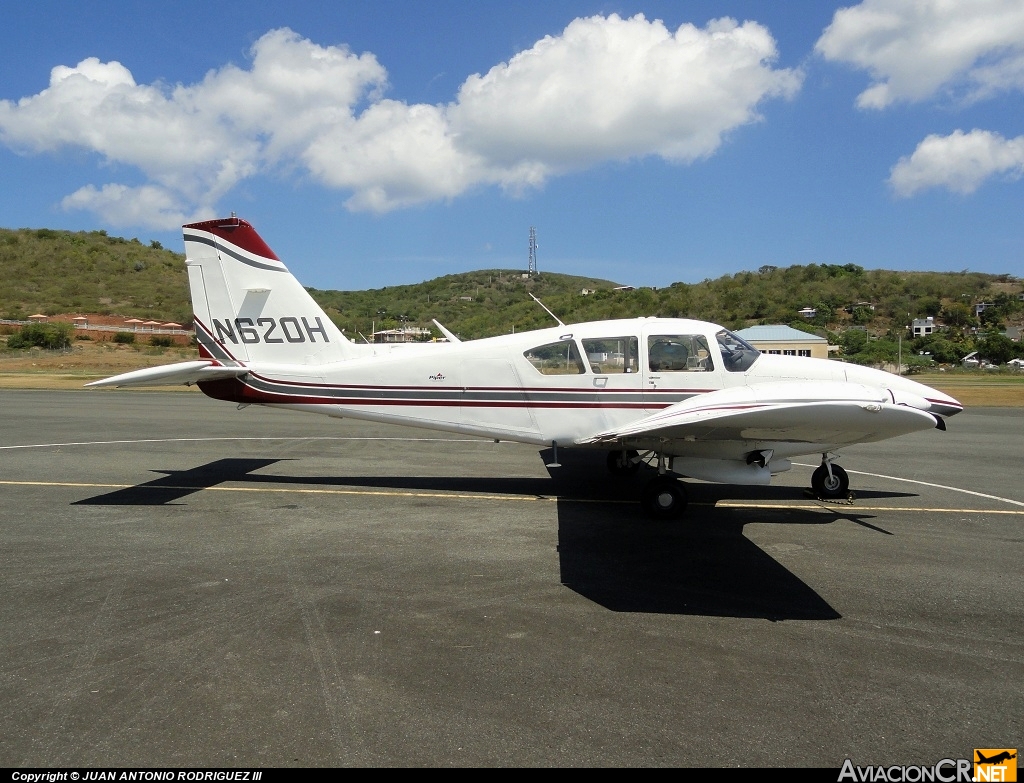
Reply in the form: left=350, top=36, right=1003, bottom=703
left=85, top=360, right=248, bottom=389
left=578, top=381, right=938, bottom=447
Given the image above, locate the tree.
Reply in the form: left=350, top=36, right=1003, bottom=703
left=851, top=306, right=874, bottom=325
left=6, top=322, right=72, bottom=350
left=840, top=329, right=868, bottom=356
left=977, top=333, right=1018, bottom=365
left=941, top=302, right=974, bottom=328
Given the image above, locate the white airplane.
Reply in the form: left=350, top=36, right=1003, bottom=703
left=89, top=217, right=964, bottom=518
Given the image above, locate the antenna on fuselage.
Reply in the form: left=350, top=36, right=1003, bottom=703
left=529, top=293, right=565, bottom=327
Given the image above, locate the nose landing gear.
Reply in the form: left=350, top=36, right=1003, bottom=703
left=811, top=454, right=850, bottom=500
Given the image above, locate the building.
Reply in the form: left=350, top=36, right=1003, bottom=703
left=911, top=317, right=937, bottom=337
left=734, top=325, right=829, bottom=359
left=371, top=326, right=432, bottom=344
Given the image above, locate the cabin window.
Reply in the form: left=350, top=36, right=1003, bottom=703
left=524, top=340, right=586, bottom=375
left=647, top=335, right=715, bottom=372
left=716, top=329, right=760, bottom=372
left=582, top=337, right=639, bottom=374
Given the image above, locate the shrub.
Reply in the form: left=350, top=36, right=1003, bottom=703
left=113, top=331, right=136, bottom=344
left=150, top=335, right=173, bottom=347
left=7, top=322, right=73, bottom=350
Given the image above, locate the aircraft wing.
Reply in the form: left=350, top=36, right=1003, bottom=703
left=85, top=360, right=249, bottom=389
left=578, top=381, right=941, bottom=450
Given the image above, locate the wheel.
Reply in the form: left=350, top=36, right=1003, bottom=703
left=811, top=464, right=849, bottom=499
left=641, top=475, right=688, bottom=520
left=607, top=449, right=641, bottom=476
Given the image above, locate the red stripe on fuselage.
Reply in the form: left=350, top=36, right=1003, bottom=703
left=196, top=377, right=671, bottom=409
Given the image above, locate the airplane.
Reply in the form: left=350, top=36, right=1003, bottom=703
left=88, top=216, right=964, bottom=518
left=976, top=751, right=1016, bottom=765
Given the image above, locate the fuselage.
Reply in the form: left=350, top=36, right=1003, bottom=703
left=196, top=316, right=962, bottom=457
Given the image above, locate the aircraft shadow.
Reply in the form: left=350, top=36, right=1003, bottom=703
left=73, top=458, right=286, bottom=506
left=542, top=449, right=859, bottom=620
left=74, top=451, right=907, bottom=619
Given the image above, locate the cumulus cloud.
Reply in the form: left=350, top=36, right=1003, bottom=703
left=889, top=129, right=1024, bottom=196
left=0, top=16, right=800, bottom=228
left=449, top=15, right=801, bottom=168
left=815, top=0, right=1024, bottom=108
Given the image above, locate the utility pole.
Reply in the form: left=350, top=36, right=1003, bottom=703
left=528, top=227, right=538, bottom=277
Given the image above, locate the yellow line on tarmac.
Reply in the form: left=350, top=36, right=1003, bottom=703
left=0, top=479, right=612, bottom=504
left=3, top=479, right=1024, bottom=513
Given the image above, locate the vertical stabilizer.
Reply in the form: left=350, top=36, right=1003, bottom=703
left=183, top=217, right=353, bottom=366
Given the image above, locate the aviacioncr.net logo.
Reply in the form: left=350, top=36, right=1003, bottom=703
left=838, top=758, right=973, bottom=782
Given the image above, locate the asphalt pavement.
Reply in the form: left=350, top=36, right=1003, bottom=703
left=1, top=390, right=1021, bottom=767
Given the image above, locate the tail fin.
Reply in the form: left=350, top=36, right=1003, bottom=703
left=183, top=217, right=354, bottom=365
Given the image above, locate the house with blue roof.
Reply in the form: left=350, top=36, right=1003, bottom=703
left=734, top=325, right=830, bottom=359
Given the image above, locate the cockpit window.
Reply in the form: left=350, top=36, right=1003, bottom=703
left=524, top=339, right=586, bottom=375
left=716, top=329, right=760, bottom=372
left=582, top=337, right=639, bottom=374
left=647, top=335, right=715, bottom=372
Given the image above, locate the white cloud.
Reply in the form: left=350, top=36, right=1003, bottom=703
left=449, top=15, right=802, bottom=168
left=60, top=184, right=209, bottom=229
left=0, top=17, right=800, bottom=226
left=889, top=129, right=1024, bottom=196
left=815, top=0, right=1024, bottom=108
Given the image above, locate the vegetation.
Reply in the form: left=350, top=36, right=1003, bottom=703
left=6, top=322, right=72, bottom=350
left=2, top=227, right=1021, bottom=364
left=0, top=226, right=191, bottom=323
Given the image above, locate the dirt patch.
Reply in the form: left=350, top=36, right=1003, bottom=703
left=0, top=341, right=202, bottom=391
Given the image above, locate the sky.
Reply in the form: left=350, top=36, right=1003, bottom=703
left=1, top=0, right=1023, bottom=291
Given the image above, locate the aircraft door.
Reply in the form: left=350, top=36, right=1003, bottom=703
left=643, top=331, right=720, bottom=412
left=580, top=336, right=644, bottom=432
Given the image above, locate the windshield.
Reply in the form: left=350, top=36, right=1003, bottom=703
left=716, top=329, right=760, bottom=372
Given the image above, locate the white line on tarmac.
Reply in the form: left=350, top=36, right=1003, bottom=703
left=793, top=462, right=1024, bottom=508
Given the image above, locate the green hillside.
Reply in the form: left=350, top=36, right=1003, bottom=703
left=0, top=227, right=192, bottom=324
left=2, top=227, right=1022, bottom=364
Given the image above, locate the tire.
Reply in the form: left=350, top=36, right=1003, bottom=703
left=641, top=475, right=688, bottom=520
left=811, top=464, right=849, bottom=499
left=607, top=449, right=641, bottom=476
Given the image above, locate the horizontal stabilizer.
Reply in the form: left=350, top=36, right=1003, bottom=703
left=85, top=360, right=249, bottom=389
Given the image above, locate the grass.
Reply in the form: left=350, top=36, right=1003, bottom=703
left=916, top=372, right=1024, bottom=407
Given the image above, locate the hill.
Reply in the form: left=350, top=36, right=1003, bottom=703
left=2, top=227, right=1021, bottom=353
left=1, top=227, right=192, bottom=324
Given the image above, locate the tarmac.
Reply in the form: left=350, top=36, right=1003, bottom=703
left=1, top=389, right=1021, bottom=767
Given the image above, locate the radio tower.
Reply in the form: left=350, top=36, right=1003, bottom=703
left=528, top=226, right=538, bottom=276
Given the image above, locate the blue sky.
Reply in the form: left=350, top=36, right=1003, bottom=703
left=2, top=0, right=1022, bottom=290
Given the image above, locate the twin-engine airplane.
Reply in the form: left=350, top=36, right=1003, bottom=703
left=89, top=217, right=963, bottom=517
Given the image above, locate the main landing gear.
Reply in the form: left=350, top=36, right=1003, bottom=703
left=811, top=454, right=850, bottom=500
left=607, top=449, right=688, bottom=520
